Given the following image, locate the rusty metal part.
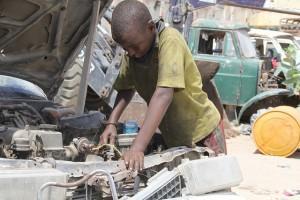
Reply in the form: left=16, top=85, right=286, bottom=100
left=64, top=137, right=94, bottom=160
left=91, top=144, right=122, bottom=160
left=73, top=137, right=93, bottom=154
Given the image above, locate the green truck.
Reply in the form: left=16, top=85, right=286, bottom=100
left=187, top=19, right=298, bottom=123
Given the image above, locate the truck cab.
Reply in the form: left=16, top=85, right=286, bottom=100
left=187, top=19, right=298, bottom=122
left=188, top=19, right=260, bottom=107
left=249, top=28, right=300, bottom=78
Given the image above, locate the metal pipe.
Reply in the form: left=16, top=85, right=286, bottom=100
left=53, top=0, right=68, bottom=49
left=76, top=0, right=101, bottom=114
left=0, top=51, right=50, bottom=63
left=37, top=169, right=118, bottom=200
left=133, top=175, right=141, bottom=194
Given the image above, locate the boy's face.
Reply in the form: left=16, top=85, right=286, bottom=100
left=118, top=23, right=155, bottom=58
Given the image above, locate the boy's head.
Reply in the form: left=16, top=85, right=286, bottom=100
left=111, top=0, right=155, bottom=58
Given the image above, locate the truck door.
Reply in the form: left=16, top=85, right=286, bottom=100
left=235, top=30, right=260, bottom=105
left=194, top=29, right=243, bottom=106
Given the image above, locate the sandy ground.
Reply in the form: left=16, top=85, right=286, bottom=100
left=227, top=135, right=300, bottom=200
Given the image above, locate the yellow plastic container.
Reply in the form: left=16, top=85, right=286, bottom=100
left=252, top=106, right=300, bottom=157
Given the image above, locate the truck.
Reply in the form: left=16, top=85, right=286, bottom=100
left=187, top=19, right=299, bottom=123
left=249, top=28, right=300, bottom=78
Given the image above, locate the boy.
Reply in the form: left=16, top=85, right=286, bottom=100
left=100, top=0, right=225, bottom=171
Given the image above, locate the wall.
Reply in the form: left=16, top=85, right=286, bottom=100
left=193, top=4, right=299, bottom=31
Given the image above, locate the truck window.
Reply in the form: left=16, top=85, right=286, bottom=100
left=236, top=30, right=257, bottom=58
left=277, top=38, right=300, bottom=54
left=223, top=32, right=236, bottom=57
left=198, top=30, right=226, bottom=56
left=266, top=42, right=277, bottom=57
left=251, top=38, right=264, bottom=57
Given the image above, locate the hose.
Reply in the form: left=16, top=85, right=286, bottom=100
left=37, top=169, right=118, bottom=200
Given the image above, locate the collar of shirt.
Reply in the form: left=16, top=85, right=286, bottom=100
left=154, top=18, right=165, bottom=48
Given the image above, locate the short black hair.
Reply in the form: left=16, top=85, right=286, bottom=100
left=111, top=0, right=152, bottom=43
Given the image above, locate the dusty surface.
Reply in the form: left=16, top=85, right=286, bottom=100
left=228, top=135, right=300, bottom=200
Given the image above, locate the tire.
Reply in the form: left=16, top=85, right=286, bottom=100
left=54, top=58, right=83, bottom=109
left=54, top=22, right=119, bottom=113
left=54, top=59, right=111, bottom=114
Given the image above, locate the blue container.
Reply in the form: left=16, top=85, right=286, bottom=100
left=123, top=120, right=138, bottom=134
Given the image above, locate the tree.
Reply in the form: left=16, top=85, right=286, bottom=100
left=283, top=45, right=300, bottom=95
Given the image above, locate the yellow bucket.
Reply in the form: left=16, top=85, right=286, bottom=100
left=252, top=106, right=300, bottom=157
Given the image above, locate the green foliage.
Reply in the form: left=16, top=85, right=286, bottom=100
left=283, top=45, right=300, bottom=94
left=284, top=45, right=297, bottom=66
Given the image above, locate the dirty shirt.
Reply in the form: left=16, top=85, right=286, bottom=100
left=114, top=20, right=220, bottom=147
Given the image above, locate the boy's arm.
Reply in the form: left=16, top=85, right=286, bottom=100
left=100, top=89, right=135, bottom=144
left=123, top=87, right=173, bottom=171
left=101, top=54, right=134, bottom=144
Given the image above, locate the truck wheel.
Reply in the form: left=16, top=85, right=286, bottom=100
left=54, top=59, right=111, bottom=115
left=54, top=58, right=83, bottom=109
left=54, top=22, right=119, bottom=113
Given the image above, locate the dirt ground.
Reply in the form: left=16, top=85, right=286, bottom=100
left=227, top=135, right=300, bottom=200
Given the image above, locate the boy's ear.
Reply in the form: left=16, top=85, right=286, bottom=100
left=147, top=20, right=155, bottom=32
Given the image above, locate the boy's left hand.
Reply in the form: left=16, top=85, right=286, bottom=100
left=123, top=148, right=144, bottom=171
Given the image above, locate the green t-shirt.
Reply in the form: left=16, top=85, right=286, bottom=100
left=114, top=24, right=220, bottom=148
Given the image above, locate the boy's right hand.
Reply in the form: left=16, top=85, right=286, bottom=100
left=99, top=124, right=117, bottom=144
